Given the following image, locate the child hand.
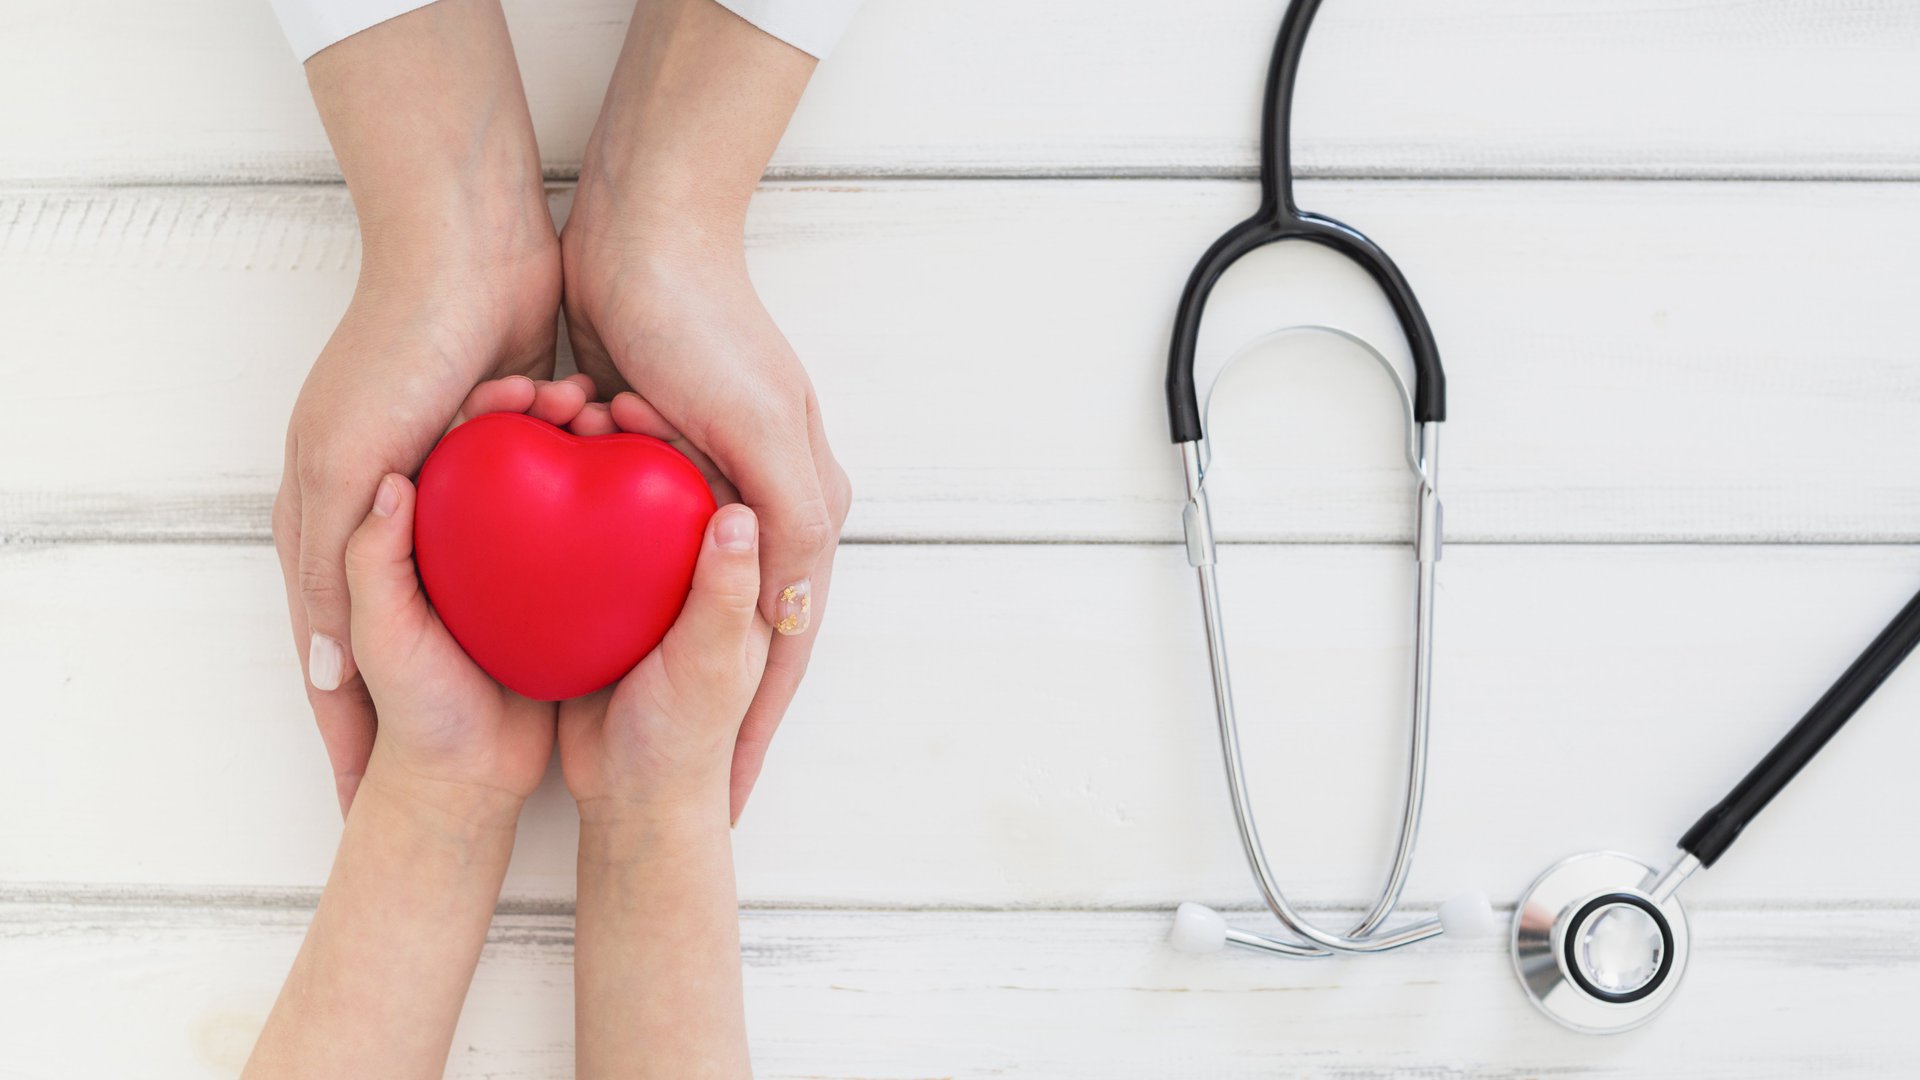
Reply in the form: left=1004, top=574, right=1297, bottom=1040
left=343, top=470, right=556, bottom=821
left=558, top=502, right=772, bottom=824
left=339, top=374, right=610, bottom=821
left=423, top=373, right=770, bottom=823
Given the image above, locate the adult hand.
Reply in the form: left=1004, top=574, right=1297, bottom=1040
left=274, top=0, right=560, bottom=815
left=561, top=0, right=851, bottom=824
left=562, top=229, right=850, bottom=823
left=276, top=242, right=560, bottom=818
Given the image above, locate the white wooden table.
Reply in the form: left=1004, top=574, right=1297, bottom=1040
left=5, top=1, right=1919, bottom=1075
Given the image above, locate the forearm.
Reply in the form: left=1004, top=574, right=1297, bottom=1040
left=244, top=753, right=524, bottom=1080
left=576, top=0, right=816, bottom=250
left=304, top=0, right=552, bottom=277
left=575, top=791, right=750, bottom=1080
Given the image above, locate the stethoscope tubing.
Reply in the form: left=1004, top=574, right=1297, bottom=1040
left=1167, top=214, right=1446, bottom=443
left=1678, top=584, right=1920, bottom=867
left=1164, top=0, right=1446, bottom=447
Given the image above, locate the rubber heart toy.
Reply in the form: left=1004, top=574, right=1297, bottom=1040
left=414, top=411, right=716, bottom=701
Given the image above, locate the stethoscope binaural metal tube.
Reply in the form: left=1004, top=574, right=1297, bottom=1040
left=1162, top=0, right=1483, bottom=960
left=1179, top=420, right=1451, bottom=958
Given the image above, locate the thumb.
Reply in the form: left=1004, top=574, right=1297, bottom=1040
left=658, top=505, right=767, bottom=692
left=343, top=474, right=430, bottom=648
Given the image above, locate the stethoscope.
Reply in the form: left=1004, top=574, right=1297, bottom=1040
left=1160, top=0, right=1920, bottom=1034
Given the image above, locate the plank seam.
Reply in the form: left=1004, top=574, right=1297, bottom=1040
left=8, top=884, right=1920, bottom=916
left=7, top=168, right=1920, bottom=191
left=11, top=535, right=1920, bottom=549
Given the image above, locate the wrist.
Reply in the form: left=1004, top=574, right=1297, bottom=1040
left=356, top=747, right=529, bottom=843
left=576, top=784, right=731, bottom=851
left=304, top=0, right=558, bottom=286
left=566, top=155, right=749, bottom=270
left=354, top=183, right=558, bottom=291
left=333, top=186, right=562, bottom=377
left=566, top=0, right=814, bottom=263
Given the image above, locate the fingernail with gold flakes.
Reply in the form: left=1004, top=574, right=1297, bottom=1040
left=774, top=579, right=811, bottom=636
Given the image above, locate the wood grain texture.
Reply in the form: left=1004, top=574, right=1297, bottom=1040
left=4, top=1, right=1920, bottom=184
left=4, top=180, right=1918, bottom=545
left=9, top=542, right=1920, bottom=905
left=5, top=893, right=1918, bottom=1078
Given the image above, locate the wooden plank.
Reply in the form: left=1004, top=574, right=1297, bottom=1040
left=3, top=179, right=1919, bottom=545
left=4, top=1, right=1919, bottom=183
left=7, top=542, right=1920, bottom=904
left=4, top=894, right=1917, bottom=1078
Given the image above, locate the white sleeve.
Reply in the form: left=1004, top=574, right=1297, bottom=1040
left=268, top=0, right=443, bottom=61
left=709, top=0, right=865, bottom=59
left=270, top=0, right=864, bottom=62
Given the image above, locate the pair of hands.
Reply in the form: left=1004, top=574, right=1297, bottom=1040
left=244, top=372, right=770, bottom=1080
left=274, top=168, right=850, bottom=825
left=347, top=374, right=770, bottom=823
left=248, top=7, right=830, bottom=1073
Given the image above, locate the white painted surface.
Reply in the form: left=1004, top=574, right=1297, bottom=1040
left=4, top=181, right=1919, bottom=544
left=4, top=0, right=1919, bottom=1075
left=8, top=542, right=1920, bottom=908
left=3, top=1, right=1919, bottom=182
left=6, top=897, right=1919, bottom=1078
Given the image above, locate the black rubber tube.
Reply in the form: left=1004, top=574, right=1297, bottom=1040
left=1258, top=0, right=1325, bottom=221
left=1680, top=585, right=1920, bottom=867
left=1164, top=0, right=1445, bottom=444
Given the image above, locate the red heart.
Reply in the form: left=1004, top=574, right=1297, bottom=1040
left=413, top=411, right=716, bottom=701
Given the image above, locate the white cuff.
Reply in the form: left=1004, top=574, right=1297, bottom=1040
left=269, top=0, right=444, bottom=61
left=708, top=0, right=865, bottom=59
left=270, top=0, right=864, bottom=63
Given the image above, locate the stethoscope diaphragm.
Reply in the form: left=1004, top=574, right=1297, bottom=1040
left=1512, top=852, right=1690, bottom=1034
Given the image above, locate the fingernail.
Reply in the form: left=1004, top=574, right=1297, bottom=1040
left=308, top=633, right=345, bottom=691
left=774, top=579, right=811, bottom=636
left=371, top=476, right=399, bottom=518
left=715, top=507, right=758, bottom=552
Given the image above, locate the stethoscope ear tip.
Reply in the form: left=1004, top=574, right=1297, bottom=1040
left=1169, top=902, right=1230, bottom=954
left=1438, top=891, right=1500, bottom=939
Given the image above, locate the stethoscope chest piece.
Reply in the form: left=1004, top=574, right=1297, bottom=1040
left=1512, top=852, right=1690, bottom=1034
